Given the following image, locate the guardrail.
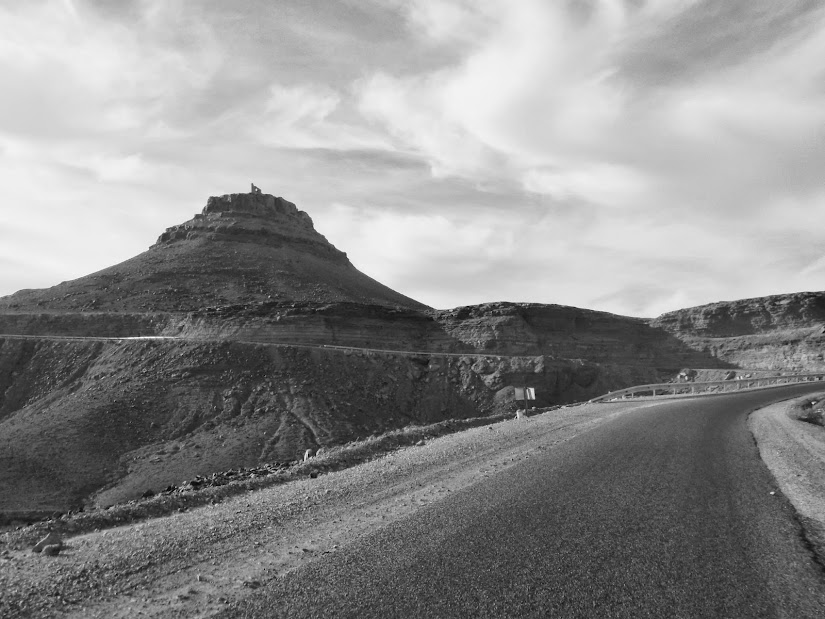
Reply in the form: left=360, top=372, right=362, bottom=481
left=590, top=373, right=825, bottom=403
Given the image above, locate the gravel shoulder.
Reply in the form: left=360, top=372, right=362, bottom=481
left=749, top=392, right=825, bottom=563
left=0, top=401, right=651, bottom=618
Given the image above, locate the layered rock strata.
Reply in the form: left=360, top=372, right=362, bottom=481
left=652, top=291, right=825, bottom=371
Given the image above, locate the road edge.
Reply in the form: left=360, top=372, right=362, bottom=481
left=749, top=392, right=825, bottom=569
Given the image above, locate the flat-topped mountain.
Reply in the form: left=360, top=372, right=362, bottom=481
left=1, top=189, right=821, bottom=517
left=0, top=192, right=427, bottom=313
left=651, top=291, right=825, bottom=370
left=652, top=291, right=825, bottom=336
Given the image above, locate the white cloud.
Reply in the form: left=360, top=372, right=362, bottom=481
left=2, top=0, right=825, bottom=318
left=522, top=163, right=650, bottom=208
left=325, top=202, right=518, bottom=272
left=251, top=83, right=390, bottom=151
left=360, top=0, right=825, bottom=225
left=0, top=0, right=221, bottom=137
left=359, top=0, right=635, bottom=199
left=358, top=72, right=500, bottom=177
left=87, top=153, right=149, bottom=183
left=264, top=84, right=340, bottom=130
left=405, top=0, right=482, bottom=44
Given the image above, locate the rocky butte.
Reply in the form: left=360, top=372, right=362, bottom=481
left=0, top=190, right=822, bottom=519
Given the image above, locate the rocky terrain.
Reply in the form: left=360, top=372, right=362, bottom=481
left=0, top=190, right=822, bottom=520
left=0, top=193, right=425, bottom=314
left=0, top=401, right=644, bottom=618
left=652, top=292, right=825, bottom=371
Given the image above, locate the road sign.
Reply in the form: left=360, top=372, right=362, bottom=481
left=514, top=387, right=535, bottom=400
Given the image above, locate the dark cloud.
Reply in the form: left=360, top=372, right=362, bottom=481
left=619, top=0, right=824, bottom=87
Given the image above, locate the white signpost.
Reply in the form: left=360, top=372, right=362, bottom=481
left=514, top=387, right=535, bottom=401
left=514, top=387, right=536, bottom=417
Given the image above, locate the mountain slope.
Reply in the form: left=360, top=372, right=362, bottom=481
left=0, top=193, right=427, bottom=313
left=651, top=291, right=825, bottom=370
left=2, top=190, right=806, bottom=517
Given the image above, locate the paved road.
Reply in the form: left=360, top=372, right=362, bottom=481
left=218, top=385, right=825, bottom=618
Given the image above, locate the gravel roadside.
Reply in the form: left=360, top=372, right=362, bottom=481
left=749, top=392, right=825, bottom=565
left=0, top=401, right=649, bottom=618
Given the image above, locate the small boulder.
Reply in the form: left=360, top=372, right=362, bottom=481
left=42, top=544, right=61, bottom=556
left=32, top=532, right=63, bottom=553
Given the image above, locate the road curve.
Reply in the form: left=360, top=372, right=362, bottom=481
left=218, top=385, right=825, bottom=618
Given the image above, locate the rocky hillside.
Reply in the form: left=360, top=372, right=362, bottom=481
left=0, top=337, right=659, bottom=515
left=0, top=193, right=426, bottom=313
left=651, top=291, right=825, bottom=371
left=1, top=189, right=812, bottom=517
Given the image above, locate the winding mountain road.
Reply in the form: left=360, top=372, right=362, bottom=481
left=219, top=385, right=825, bottom=618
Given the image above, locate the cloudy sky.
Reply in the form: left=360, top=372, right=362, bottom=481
left=1, top=0, right=823, bottom=316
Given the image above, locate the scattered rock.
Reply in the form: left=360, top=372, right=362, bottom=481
left=32, top=532, right=62, bottom=553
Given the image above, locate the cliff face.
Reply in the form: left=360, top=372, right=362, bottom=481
left=154, top=194, right=342, bottom=262
left=651, top=291, right=825, bottom=371
left=432, top=302, right=723, bottom=368
left=653, top=292, right=825, bottom=336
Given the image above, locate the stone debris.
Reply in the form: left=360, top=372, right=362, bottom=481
left=41, top=544, right=62, bottom=556
left=32, top=532, right=63, bottom=553
left=152, top=462, right=294, bottom=498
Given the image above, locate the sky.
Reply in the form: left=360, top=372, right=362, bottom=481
left=1, top=0, right=824, bottom=317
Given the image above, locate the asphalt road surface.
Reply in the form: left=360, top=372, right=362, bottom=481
left=219, top=385, right=825, bottom=618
